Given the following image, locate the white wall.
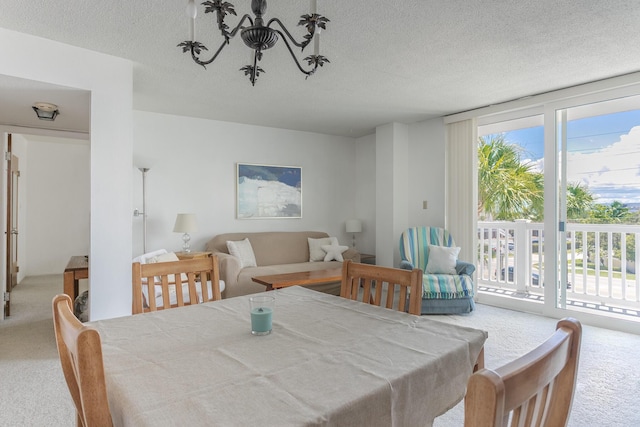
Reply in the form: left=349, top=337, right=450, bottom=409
left=353, top=118, right=447, bottom=266
left=407, top=117, right=446, bottom=228
left=132, top=111, right=358, bottom=255
left=354, top=134, right=376, bottom=255
left=18, top=136, right=90, bottom=276
left=0, top=28, right=133, bottom=320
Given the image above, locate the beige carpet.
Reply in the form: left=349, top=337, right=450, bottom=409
left=1, top=275, right=639, bottom=426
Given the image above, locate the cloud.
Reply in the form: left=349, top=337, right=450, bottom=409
left=522, top=126, right=640, bottom=204
left=567, top=126, right=640, bottom=203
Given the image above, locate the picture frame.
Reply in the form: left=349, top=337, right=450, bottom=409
left=236, top=163, right=302, bottom=219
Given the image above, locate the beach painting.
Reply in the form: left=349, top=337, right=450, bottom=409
left=237, top=163, right=302, bottom=219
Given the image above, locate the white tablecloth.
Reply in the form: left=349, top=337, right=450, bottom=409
left=91, top=286, right=487, bottom=427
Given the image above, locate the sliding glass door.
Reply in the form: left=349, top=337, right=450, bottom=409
left=555, top=96, right=640, bottom=316
left=476, top=93, right=640, bottom=329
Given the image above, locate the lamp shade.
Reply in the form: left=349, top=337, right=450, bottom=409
left=345, top=219, right=362, bottom=233
left=173, top=213, right=198, bottom=233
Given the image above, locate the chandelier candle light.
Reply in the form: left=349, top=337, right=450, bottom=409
left=178, top=0, right=330, bottom=86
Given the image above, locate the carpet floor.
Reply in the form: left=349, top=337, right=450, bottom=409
left=1, top=275, right=639, bottom=426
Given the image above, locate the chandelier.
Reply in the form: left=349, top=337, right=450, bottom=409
left=178, top=0, right=330, bottom=86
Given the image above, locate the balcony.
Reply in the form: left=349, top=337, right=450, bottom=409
left=478, top=221, right=640, bottom=318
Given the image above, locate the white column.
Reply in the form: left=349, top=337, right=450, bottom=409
left=375, top=122, right=409, bottom=267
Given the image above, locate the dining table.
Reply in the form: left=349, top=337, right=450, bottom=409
left=91, top=286, right=487, bottom=426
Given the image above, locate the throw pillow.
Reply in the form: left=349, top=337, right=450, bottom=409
left=308, top=237, right=339, bottom=262
left=149, top=252, right=188, bottom=284
left=133, top=248, right=168, bottom=265
left=426, top=245, right=460, bottom=274
left=321, top=244, right=349, bottom=262
left=227, top=238, right=258, bottom=268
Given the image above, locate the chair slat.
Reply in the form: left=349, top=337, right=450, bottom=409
left=339, top=260, right=422, bottom=316
left=132, top=256, right=222, bottom=314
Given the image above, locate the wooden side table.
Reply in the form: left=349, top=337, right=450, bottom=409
left=175, top=251, right=212, bottom=260
left=64, top=256, right=89, bottom=300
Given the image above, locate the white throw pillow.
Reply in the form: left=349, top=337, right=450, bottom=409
left=426, top=245, right=460, bottom=274
left=133, top=248, right=168, bottom=264
left=321, top=244, right=349, bottom=262
left=133, top=249, right=169, bottom=284
left=308, top=237, right=339, bottom=262
left=227, top=238, right=257, bottom=268
left=149, top=252, right=189, bottom=283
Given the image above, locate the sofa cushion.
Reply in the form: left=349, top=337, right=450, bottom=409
left=227, top=238, right=257, bottom=268
left=321, top=244, right=348, bottom=262
left=308, top=236, right=338, bottom=261
left=208, top=231, right=332, bottom=266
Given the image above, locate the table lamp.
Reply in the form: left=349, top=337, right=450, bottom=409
left=345, top=219, right=362, bottom=249
left=173, top=213, right=197, bottom=252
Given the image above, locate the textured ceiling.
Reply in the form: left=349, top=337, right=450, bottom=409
left=1, top=1, right=640, bottom=137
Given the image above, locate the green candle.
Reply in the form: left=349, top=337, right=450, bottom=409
left=251, top=306, right=273, bottom=335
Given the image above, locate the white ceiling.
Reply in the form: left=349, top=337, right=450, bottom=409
left=1, top=1, right=640, bottom=137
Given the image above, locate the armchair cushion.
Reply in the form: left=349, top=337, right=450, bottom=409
left=425, top=245, right=460, bottom=274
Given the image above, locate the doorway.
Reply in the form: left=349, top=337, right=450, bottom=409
left=4, top=134, right=20, bottom=317
left=2, top=132, right=90, bottom=319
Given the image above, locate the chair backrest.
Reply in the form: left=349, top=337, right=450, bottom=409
left=132, top=255, right=222, bottom=314
left=464, top=318, right=582, bottom=427
left=340, top=260, right=423, bottom=315
left=400, top=226, right=456, bottom=271
left=52, top=294, right=113, bottom=427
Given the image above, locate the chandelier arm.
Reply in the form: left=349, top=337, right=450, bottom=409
left=190, top=39, right=228, bottom=67
left=226, top=14, right=254, bottom=39
left=190, top=14, right=254, bottom=67
left=267, top=18, right=310, bottom=49
left=273, top=29, right=317, bottom=76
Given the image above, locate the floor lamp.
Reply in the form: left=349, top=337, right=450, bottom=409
left=133, top=167, right=150, bottom=253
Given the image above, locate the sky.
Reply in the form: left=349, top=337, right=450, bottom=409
left=500, top=110, right=640, bottom=205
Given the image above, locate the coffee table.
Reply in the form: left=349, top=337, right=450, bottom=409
left=252, top=268, right=342, bottom=291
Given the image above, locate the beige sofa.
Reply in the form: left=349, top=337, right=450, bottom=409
left=206, top=231, right=360, bottom=298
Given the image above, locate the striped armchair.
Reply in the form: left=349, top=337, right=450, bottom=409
left=399, top=227, right=476, bottom=314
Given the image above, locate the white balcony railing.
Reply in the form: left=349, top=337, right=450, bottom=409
left=477, top=221, right=640, bottom=313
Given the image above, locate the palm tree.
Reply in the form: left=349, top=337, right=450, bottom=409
left=478, top=134, right=544, bottom=220
left=566, top=182, right=594, bottom=221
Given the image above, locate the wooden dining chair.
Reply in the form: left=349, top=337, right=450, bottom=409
left=340, top=260, right=423, bottom=315
left=52, top=294, right=113, bottom=427
left=132, top=255, right=222, bottom=314
left=464, top=317, right=582, bottom=427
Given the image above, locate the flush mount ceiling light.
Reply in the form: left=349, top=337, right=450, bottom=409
left=177, top=0, right=330, bottom=86
left=32, top=102, right=59, bottom=121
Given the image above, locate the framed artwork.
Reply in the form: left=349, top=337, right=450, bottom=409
left=236, top=163, right=302, bottom=219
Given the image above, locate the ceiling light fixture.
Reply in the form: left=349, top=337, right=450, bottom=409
left=32, top=102, right=59, bottom=121
left=178, top=0, right=330, bottom=86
